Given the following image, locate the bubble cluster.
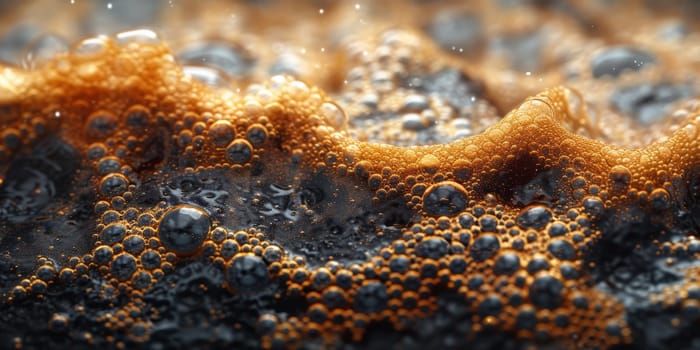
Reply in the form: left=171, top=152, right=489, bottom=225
left=1, top=1, right=700, bottom=350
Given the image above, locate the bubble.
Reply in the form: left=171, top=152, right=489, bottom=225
left=157, top=205, right=211, bottom=255
left=36, top=265, right=56, bottom=281
left=583, top=196, right=605, bottom=216
left=402, top=94, right=430, bottom=112
left=140, top=250, right=161, bottom=270
left=221, top=239, right=240, bottom=260
left=611, top=83, right=693, bottom=125
left=650, top=188, right=671, bottom=210
left=100, top=224, right=126, bottom=245
left=183, top=66, right=231, bottom=88
left=87, top=143, right=107, bottom=161
left=548, top=222, right=569, bottom=237
left=493, top=252, right=521, bottom=275
left=416, top=237, right=449, bottom=259
left=22, top=34, right=68, bottom=70
left=526, top=256, right=550, bottom=274
left=605, top=322, right=623, bottom=337
left=246, top=124, right=268, bottom=147
left=554, top=313, right=570, bottom=328
left=48, top=313, right=69, bottom=333
left=85, top=110, right=118, bottom=139
left=389, top=255, right=411, bottom=273
left=559, top=263, right=579, bottom=279
left=309, top=304, right=329, bottom=323
left=322, top=287, right=347, bottom=309
left=572, top=294, right=589, bottom=309
left=466, top=275, right=484, bottom=290
left=516, top=206, right=552, bottom=230
left=209, top=120, right=235, bottom=148
left=401, top=113, right=429, bottom=131
left=311, top=268, right=332, bottom=290
left=469, top=234, right=500, bottom=262
left=321, top=102, right=347, bottom=129
left=479, top=215, right=498, bottom=232
left=478, top=295, right=503, bottom=317
left=257, top=314, right=278, bottom=335
left=529, top=274, right=564, bottom=310
left=353, top=282, right=389, bottom=313
left=1, top=128, right=21, bottom=151
left=133, top=271, right=152, bottom=290
left=458, top=213, right=475, bottom=228
left=100, top=173, right=128, bottom=197
left=591, top=46, right=655, bottom=78
left=547, top=239, right=576, bottom=260
left=609, top=165, right=631, bottom=189
left=262, top=245, right=283, bottom=263
left=226, top=254, right=269, bottom=291
left=123, top=235, right=146, bottom=255
left=97, top=157, right=121, bottom=175
left=422, top=181, right=469, bottom=216
left=124, top=105, right=151, bottom=132
left=449, top=256, right=467, bottom=273
left=94, top=245, right=114, bottom=265
left=225, top=139, right=253, bottom=164
left=177, top=41, right=255, bottom=78
left=110, top=253, right=137, bottom=281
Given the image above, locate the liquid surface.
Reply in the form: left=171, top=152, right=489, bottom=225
left=1, top=1, right=700, bottom=349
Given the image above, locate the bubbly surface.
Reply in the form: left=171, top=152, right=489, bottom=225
left=1, top=1, right=700, bottom=349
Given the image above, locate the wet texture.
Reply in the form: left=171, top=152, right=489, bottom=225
left=1, top=1, right=700, bottom=350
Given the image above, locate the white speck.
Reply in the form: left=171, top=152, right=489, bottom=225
left=321, top=47, right=325, bottom=52
left=107, top=2, right=112, bottom=9
left=459, top=48, right=463, bottom=53
left=355, top=3, right=360, bottom=10
left=525, top=71, right=532, bottom=76
left=70, top=0, right=75, bottom=4
left=300, top=48, right=307, bottom=54
left=54, top=111, right=61, bottom=118
left=319, top=8, right=324, bottom=14
left=343, top=80, right=348, bottom=85
left=470, top=96, right=476, bottom=102
left=363, top=50, right=368, bottom=56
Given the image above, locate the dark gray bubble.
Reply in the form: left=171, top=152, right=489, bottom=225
left=178, top=42, right=256, bottom=78
left=100, top=224, right=126, bottom=245
left=416, top=237, right=449, bottom=259
left=226, top=254, right=269, bottom=291
left=490, top=30, right=543, bottom=72
left=493, top=253, right=521, bottom=275
left=547, top=239, right=576, bottom=260
left=611, top=82, right=694, bottom=125
left=427, top=10, right=482, bottom=52
left=0, top=24, right=40, bottom=64
left=110, top=253, right=137, bottom=281
left=469, top=235, right=500, bottom=262
left=158, top=205, right=211, bottom=255
left=529, top=274, right=563, bottom=310
left=354, top=282, right=389, bottom=313
left=591, top=46, right=655, bottom=78
left=516, top=206, right=553, bottom=230
left=422, top=182, right=469, bottom=216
